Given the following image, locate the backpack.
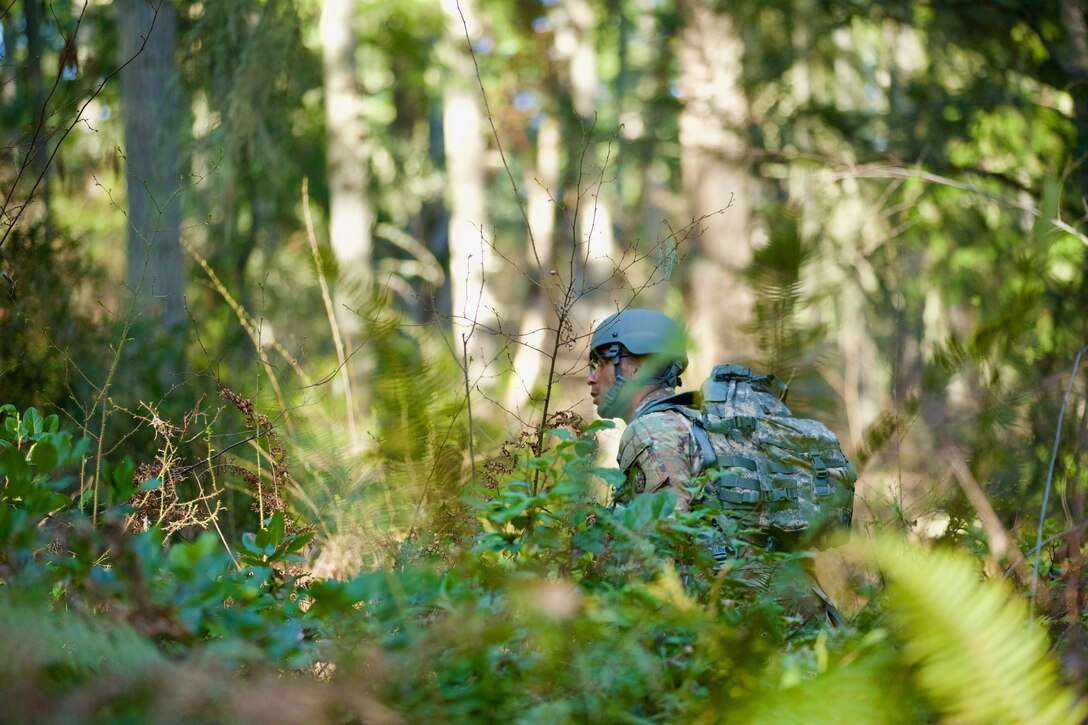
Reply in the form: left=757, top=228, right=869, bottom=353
left=644, top=364, right=857, bottom=550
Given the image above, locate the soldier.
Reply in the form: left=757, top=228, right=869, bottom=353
left=587, top=308, right=842, bottom=626
left=586, top=308, right=701, bottom=510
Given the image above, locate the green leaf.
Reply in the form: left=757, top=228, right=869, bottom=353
left=112, top=458, right=136, bottom=489
left=24, top=408, right=43, bottom=438
left=279, top=530, right=314, bottom=556
left=136, top=477, right=163, bottom=492
left=549, top=427, right=574, bottom=442
left=492, top=495, right=531, bottom=524
left=0, top=444, right=30, bottom=486
left=572, top=437, right=596, bottom=458
left=592, top=467, right=626, bottom=487
left=526, top=456, right=551, bottom=472
left=267, top=510, right=286, bottom=545
left=623, top=490, right=676, bottom=530
left=47, top=432, right=73, bottom=467
left=239, top=533, right=262, bottom=557
left=29, top=439, right=58, bottom=474
left=2, top=415, right=17, bottom=442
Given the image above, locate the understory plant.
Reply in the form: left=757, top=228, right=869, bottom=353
left=0, top=404, right=1084, bottom=724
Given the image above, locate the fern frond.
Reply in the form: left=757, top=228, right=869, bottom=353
left=290, top=308, right=474, bottom=574
left=871, top=538, right=1087, bottom=725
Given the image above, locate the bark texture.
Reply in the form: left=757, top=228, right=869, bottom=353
left=441, top=0, right=496, bottom=380
left=677, top=0, right=753, bottom=371
left=118, top=0, right=184, bottom=329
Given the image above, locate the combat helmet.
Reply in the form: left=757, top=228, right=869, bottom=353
left=590, top=309, right=688, bottom=419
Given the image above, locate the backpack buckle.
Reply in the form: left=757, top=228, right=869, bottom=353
left=712, top=364, right=752, bottom=381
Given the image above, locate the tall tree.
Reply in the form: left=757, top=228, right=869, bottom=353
left=18, top=0, right=52, bottom=237
left=118, top=0, right=184, bottom=334
left=676, top=0, right=755, bottom=371
left=321, top=0, right=374, bottom=288
left=504, top=115, right=561, bottom=415
left=441, top=0, right=496, bottom=381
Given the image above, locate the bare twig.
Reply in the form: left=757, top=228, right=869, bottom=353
left=1030, top=343, right=1088, bottom=624
left=453, top=0, right=539, bottom=270
left=174, top=417, right=286, bottom=477
left=0, top=0, right=161, bottom=252
left=948, top=457, right=1035, bottom=594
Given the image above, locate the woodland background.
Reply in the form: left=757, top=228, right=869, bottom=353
left=1, top=0, right=1087, bottom=722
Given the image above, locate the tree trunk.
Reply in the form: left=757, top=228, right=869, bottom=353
left=21, top=0, right=52, bottom=235
left=1062, top=0, right=1088, bottom=207
left=441, top=0, right=495, bottom=382
left=321, top=0, right=373, bottom=284
left=118, top=0, right=184, bottom=331
left=0, top=16, right=11, bottom=107
left=563, top=0, right=598, bottom=119
left=1060, top=0, right=1088, bottom=323
left=504, top=116, right=561, bottom=414
left=423, top=110, right=452, bottom=323
left=677, top=0, right=753, bottom=372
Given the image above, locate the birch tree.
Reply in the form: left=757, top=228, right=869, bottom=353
left=321, top=0, right=374, bottom=287
left=504, top=116, right=561, bottom=415
left=440, top=0, right=496, bottom=382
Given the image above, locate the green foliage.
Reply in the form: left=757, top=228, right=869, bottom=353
left=4, top=407, right=1088, bottom=722
left=0, top=224, right=113, bottom=416
left=873, top=539, right=1087, bottom=725
left=0, top=405, right=90, bottom=575
left=5, top=0, right=1088, bottom=718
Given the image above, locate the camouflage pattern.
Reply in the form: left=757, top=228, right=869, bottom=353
left=610, top=365, right=852, bottom=627
left=615, top=365, right=856, bottom=549
left=695, top=365, right=856, bottom=548
left=616, top=409, right=702, bottom=512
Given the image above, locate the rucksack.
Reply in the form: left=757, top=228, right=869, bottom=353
left=644, top=364, right=857, bottom=550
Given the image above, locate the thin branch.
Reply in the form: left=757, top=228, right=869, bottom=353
left=1009, top=523, right=1088, bottom=579
left=175, top=416, right=287, bottom=476
left=1030, top=342, right=1088, bottom=624
left=0, top=0, right=160, bottom=252
left=453, top=0, right=540, bottom=272
left=840, top=164, right=1088, bottom=248
left=948, top=457, right=1035, bottom=593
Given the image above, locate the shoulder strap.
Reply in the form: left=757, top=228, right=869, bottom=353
left=636, top=399, right=717, bottom=473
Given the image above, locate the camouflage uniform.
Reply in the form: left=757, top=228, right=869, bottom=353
left=614, top=389, right=840, bottom=629
left=615, top=397, right=701, bottom=512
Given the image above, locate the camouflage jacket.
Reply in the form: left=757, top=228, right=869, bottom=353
left=615, top=392, right=702, bottom=512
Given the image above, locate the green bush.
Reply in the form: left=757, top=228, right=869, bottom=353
left=1, top=404, right=1084, bottom=724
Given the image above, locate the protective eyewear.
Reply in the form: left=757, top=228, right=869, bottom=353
left=588, top=345, right=629, bottom=371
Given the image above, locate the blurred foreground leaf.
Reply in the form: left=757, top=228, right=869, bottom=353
left=870, top=538, right=1087, bottom=725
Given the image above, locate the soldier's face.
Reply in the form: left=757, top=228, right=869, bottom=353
left=587, top=351, right=638, bottom=413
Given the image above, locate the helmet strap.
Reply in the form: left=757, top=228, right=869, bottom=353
left=659, top=361, right=683, bottom=389
left=598, top=360, right=632, bottom=419
left=596, top=344, right=634, bottom=420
